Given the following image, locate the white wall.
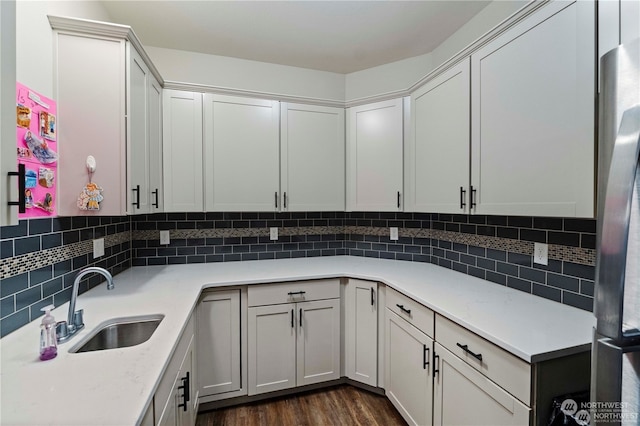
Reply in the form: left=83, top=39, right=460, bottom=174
left=344, top=0, right=528, bottom=102
left=16, top=0, right=112, bottom=98
left=145, top=46, right=346, bottom=103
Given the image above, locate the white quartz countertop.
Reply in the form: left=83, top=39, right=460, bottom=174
left=0, top=256, right=595, bottom=425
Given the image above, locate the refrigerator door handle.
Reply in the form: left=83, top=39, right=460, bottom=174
left=596, top=105, right=640, bottom=340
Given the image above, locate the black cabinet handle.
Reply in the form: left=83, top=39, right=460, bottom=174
left=284, top=192, right=287, bottom=209
left=371, top=287, right=375, bottom=306
left=132, top=184, right=140, bottom=209
left=8, top=164, right=26, bottom=213
left=299, top=308, right=302, bottom=328
left=178, top=371, right=190, bottom=411
left=287, top=291, right=306, bottom=296
left=460, top=186, right=466, bottom=210
left=152, top=189, right=159, bottom=208
left=470, top=186, right=477, bottom=209
left=275, top=191, right=278, bottom=208
left=291, top=309, right=294, bottom=328
left=396, top=304, right=411, bottom=315
left=397, top=191, right=401, bottom=208
left=433, top=353, right=440, bottom=378
left=457, top=342, right=483, bottom=362
left=423, top=345, right=430, bottom=370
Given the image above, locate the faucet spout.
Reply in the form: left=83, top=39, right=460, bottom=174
left=57, top=267, right=114, bottom=343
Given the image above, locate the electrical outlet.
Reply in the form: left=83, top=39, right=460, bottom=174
left=534, top=242, right=548, bottom=265
left=93, top=238, right=105, bottom=258
left=390, top=227, right=399, bottom=241
left=160, top=230, right=170, bottom=245
left=270, top=227, right=278, bottom=241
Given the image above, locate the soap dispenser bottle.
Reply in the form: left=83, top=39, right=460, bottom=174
left=39, top=305, right=57, bottom=361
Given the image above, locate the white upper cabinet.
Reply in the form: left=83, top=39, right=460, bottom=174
left=53, top=29, right=127, bottom=216
left=127, top=46, right=151, bottom=214
left=406, top=59, right=470, bottom=214
left=148, top=77, right=163, bottom=212
left=280, top=103, right=345, bottom=211
left=0, top=0, right=17, bottom=226
left=347, top=98, right=404, bottom=212
left=163, top=89, right=203, bottom=212
left=470, top=0, right=595, bottom=217
left=204, top=94, right=280, bottom=212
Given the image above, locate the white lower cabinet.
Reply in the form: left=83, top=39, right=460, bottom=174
left=385, top=309, right=434, bottom=426
left=433, top=343, right=530, bottom=426
left=156, top=314, right=197, bottom=426
left=197, top=289, right=245, bottom=402
left=247, top=281, right=341, bottom=396
left=345, top=279, right=378, bottom=387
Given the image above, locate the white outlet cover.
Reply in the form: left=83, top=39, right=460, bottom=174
left=534, top=242, right=548, bottom=266
left=159, top=230, right=170, bottom=245
left=390, top=227, right=399, bottom=241
left=270, top=227, right=278, bottom=241
left=93, top=238, right=105, bottom=258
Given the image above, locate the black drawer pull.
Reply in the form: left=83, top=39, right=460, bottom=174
left=8, top=164, right=26, bottom=213
left=371, top=287, right=375, bottom=306
left=457, top=342, right=483, bottom=362
left=299, top=308, right=302, bottom=328
left=287, top=291, right=306, bottom=296
left=470, top=186, right=477, bottom=209
left=132, top=184, right=140, bottom=209
left=433, top=353, right=440, bottom=378
left=290, top=309, right=294, bottom=328
left=397, top=191, right=401, bottom=208
left=396, top=304, right=411, bottom=315
left=284, top=192, right=287, bottom=209
left=152, top=189, right=159, bottom=208
left=177, top=371, right=190, bottom=411
left=460, top=186, right=466, bottom=210
left=423, top=345, right=430, bottom=370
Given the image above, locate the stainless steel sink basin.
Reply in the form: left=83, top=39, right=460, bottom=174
left=69, top=314, right=164, bottom=353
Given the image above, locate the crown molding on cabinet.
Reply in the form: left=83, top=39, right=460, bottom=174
left=162, top=80, right=346, bottom=108
left=48, top=15, right=164, bottom=86
left=48, top=0, right=548, bottom=108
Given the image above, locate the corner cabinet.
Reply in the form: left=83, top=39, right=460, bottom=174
left=344, top=279, right=378, bottom=387
left=346, top=98, right=404, bottom=212
left=406, top=59, right=470, bottom=214
left=470, top=0, right=595, bottom=217
left=203, top=94, right=280, bottom=212
left=162, top=90, right=203, bottom=212
left=51, top=16, right=163, bottom=216
left=247, top=280, right=341, bottom=396
left=0, top=0, right=17, bottom=226
left=197, top=288, right=248, bottom=403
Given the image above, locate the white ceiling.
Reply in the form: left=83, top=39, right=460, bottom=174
left=100, top=1, right=491, bottom=74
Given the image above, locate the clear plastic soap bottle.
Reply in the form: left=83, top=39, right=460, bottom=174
left=39, top=305, right=57, bottom=361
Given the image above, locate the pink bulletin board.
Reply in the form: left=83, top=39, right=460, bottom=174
left=16, top=82, right=57, bottom=218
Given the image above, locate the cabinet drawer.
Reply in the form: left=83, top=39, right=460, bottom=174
left=435, top=314, right=531, bottom=405
left=248, top=279, right=340, bottom=307
left=385, top=287, right=434, bottom=338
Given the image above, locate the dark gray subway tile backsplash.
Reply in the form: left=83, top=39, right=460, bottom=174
left=1, top=211, right=597, bottom=337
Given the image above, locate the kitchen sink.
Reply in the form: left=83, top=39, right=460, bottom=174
left=69, top=314, right=164, bottom=353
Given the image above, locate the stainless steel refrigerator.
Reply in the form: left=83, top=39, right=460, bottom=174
left=592, top=37, right=640, bottom=425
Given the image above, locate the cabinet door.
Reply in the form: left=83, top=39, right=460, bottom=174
left=296, top=298, right=341, bottom=386
left=55, top=32, right=127, bottom=216
left=347, top=98, right=404, bottom=211
left=148, top=76, right=163, bottom=212
left=197, top=289, right=241, bottom=397
left=470, top=1, right=595, bottom=217
left=0, top=0, right=17, bottom=226
left=248, top=303, right=296, bottom=395
left=162, top=90, right=203, bottom=212
left=177, top=339, right=196, bottom=426
left=407, top=59, right=470, bottom=214
left=433, top=343, right=530, bottom=426
left=345, top=279, right=378, bottom=387
left=385, top=309, right=433, bottom=426
left=204, top=94, right=280, bottom=211
left=127, top=45, right=150, bottom=214
left=280, top=103, right=345, bottom=211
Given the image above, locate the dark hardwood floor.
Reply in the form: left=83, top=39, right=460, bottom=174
left=196, top=385, right=407, bottom=426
